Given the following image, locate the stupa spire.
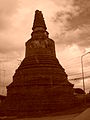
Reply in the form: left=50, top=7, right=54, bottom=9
left=32, top=10, right=47, bottom=31
left=0, top=10, right=75, bottom=116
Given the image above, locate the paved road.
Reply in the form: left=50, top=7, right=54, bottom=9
left=1, top=108, right=90, bottom=120
left=16, top=114, right=79, bottom=120
left=0, top=113, right=79, bottom=120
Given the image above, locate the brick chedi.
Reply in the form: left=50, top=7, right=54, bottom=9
left=1, top=10, right=75, bottom=116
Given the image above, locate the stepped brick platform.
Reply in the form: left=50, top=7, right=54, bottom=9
left=0, top=10, right=76, bottom=116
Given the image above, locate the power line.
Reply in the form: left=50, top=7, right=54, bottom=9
left=69, top=75, right=90, bottom=81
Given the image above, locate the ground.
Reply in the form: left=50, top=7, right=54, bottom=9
left=0, top=106, right=89, bottom=120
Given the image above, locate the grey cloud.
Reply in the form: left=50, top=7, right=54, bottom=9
left=0, top=38, right=24, bottom=55
left=0, top=32, right=25, bottom=61
left=0, top=0, right=19, bottom=30
left=0, top=0, right=24, bottom=58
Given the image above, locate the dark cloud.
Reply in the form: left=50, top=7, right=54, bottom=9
left=52, top=0, right=90, bottom=49
left=69, top=0, right=90, bottom=29
left=53, top=0, right=90, bottom=29
left=54, top=25, right=90, bottom=49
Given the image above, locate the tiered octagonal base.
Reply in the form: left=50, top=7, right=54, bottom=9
left=0, top=54, right=76, bottom=116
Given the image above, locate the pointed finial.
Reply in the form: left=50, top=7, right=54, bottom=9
left=32, top=10, right=47, bottom=31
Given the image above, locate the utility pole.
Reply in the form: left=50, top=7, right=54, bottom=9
left=81, top=52, right=90, bottom=92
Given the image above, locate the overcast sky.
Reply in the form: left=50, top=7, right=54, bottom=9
left=0, top=0, right=90, bottom=95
